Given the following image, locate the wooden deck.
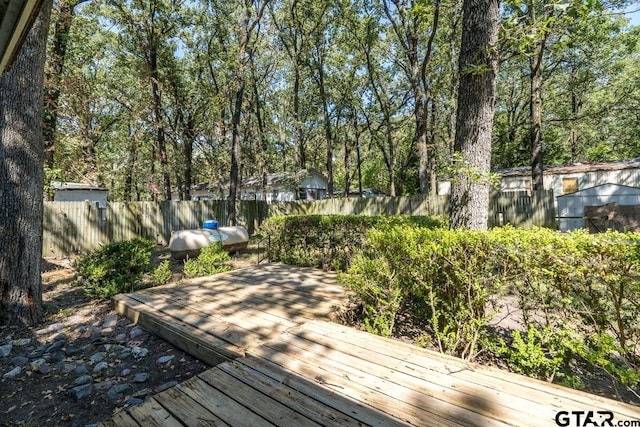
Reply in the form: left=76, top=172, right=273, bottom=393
left=105, top=264, right=640, bottom=426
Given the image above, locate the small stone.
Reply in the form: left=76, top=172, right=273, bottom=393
left=64, top=347, right=82, bottom=356
left=132, top=388, right=151, bottom=398
left=93, top=361, right=109, bottom=374
left=0, top=343, right=13, bottom=358
left=11, top=356, right=29, bottom=367
left=102, top=314, right=119, bottom=328
left=12, top=338, right=32, bottom=347
left=44, top=352, right=64, bottom=363
left=26, top=350, right=44, bottom=360
left=154, top=381, right=178, bottom=393
left=72, top=364, right=89, bottom=376
left=48, top=322, right=66, bottom=332
left=118, top=351, right=131, bottom=360
left=3, top=367, right=21, bottom=379
left=100, top=327, right=114, bottom=336
left=129, top=326, right=144, bottom=340
left=131, top=346, right=148, bottom=359
left=74, top=375, right=93, bottom=386
left=106, top=383, right=131, bottom=400
left=45, top=340, right=65, bottom=353
left=51, top=332, right=67, bottom=342
left=132, top=373, right=148, bottom=383
left=156, top=355, right=174, bottom=365
left=69, top=383, right=92, bottom=400
left=94, top=380, right=114, bottom=391
left=121, top=368, right=131, bottom=377
left=30, top=359, right=51, bottom=374
left=115, top=334, right=127, bottom=343
left=126, top=397, right=144, bottom=406
left=89, top=352, right=104, bottom=362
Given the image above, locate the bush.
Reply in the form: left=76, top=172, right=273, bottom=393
left=183, top=244, right=231, bottom=278
left=76, top=239, right=155, bottom=299
left=153, top=260, right=172, bottom=285
left=341, top=225, right=503, bottom=360
left=261, top=214, right=446, bottom=271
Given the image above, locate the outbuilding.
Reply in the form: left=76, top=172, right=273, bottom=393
left=52, top=182, right=109, bottom=208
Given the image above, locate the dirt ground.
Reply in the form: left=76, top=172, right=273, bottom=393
left=0, top=245, right=263, bottom=427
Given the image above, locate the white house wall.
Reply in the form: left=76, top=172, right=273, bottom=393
left=54, top=190, right=108, bottom=208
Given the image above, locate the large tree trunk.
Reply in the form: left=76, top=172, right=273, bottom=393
left=0, top=0, right=52, bottom=326
left=449, top=0, right=499, bottom=230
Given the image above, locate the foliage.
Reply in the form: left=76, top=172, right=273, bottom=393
left=342, top=226, right=503, bottom=360
left=261, top=215, right=447, bottom=271
left=182, top=244, right=231, bottom=278
left=153, top=260, right=172, bottom=285
left=339, top=224, right=640, bottom=389
left=76, top=239, right=155, bottom=298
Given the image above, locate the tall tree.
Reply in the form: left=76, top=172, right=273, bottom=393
left=0, top=0, right=53, bottom=326
left=449, top=0, right=499, bottom=230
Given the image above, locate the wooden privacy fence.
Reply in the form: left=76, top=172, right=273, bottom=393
left=270, top=190, right=556, bottom=229
left=42, top=200, right=267, bottom=257
left=43, top=191, right=554, bottom=256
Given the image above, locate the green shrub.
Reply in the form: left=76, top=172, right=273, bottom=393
left=153, top=260, right=172, bottom=285
left=261, top=214, right=446, bottom=271
left=341, top=225, right=502, bottom=360
left=76, top=239, right=155, bottom=298
left=183, top=244, right=231, bottom=278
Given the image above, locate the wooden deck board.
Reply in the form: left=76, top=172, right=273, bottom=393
left=105, top=263, right=640, bottom=427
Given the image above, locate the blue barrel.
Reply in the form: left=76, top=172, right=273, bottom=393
left=203, top=220, right=219, bottom=230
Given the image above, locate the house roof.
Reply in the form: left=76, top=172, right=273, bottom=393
left=498, top=158, right=640, bottom=177
left=194, top=169, right=327, bottom=192
left=52, top=181, right=108, bottom=192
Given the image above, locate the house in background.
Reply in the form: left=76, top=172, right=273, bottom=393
left=557, top=183, right=640, bottom=232
left=191, top=169, right=329, bottom=203
left=497, top=158, right=640, bottom=196
left=51, top=182, right=109, bottom=208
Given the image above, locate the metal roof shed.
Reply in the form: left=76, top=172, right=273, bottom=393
left=557, top=183, right=640, bottom=232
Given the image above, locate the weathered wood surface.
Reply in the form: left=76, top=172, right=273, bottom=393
left=106, top=264, right=640, bottom=427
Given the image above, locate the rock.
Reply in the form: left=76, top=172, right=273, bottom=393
left=69, top=383, right=93, bottom=400
left=126, top=397, right=144, bottom=406
left=106, top=383, right=131, bottom=400
left=132, top=388, right=151, bottom=398
left=30, top=358, right=49, bottom=373
left=89, top=352, right=104, bottom=363
left=44, top=352, right=64, bottom=363
left=102, top=314, right=119, bottom=329
left=154, top=381, right=178, bottom=393
left=0, top=343, right=13, bottom=358
left=11, top=356, right=29, bottom=367
left=51, top=332, right=67, bottom=342
left=26, top=350, right=44, bottom=360
left=121, top=369, right=131, bottom=377
left=118, top=351, right=132, bottom=360
left=12, top=338, right=32, bottom=347
left=48, top=322, right=66, bottom=333
left=115, top=333, right=127, bottom=343
left=74, top=375, right=93, bottom=386
left=72, top=364, right=89, bottom=376
left=131, top=346, right=148, bottom=359
left=93, top=361, right=109, bottom=374
left=64, top=347, right=82, bottom=356
left=45, top=340, right=65, bottom=353
left=156, top=355, right=174, bottom=365
left=132, top=373, right=148, bottom=383
left=129, top=326, right=144, bottom=340
left=3, top=367, right=21, bottom=379
left=94, top=380, right=114, bottom=391
left=100, top=327, right=114, bottom=336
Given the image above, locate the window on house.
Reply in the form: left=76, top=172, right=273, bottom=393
left=562, top=178, right=579, bottom=195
